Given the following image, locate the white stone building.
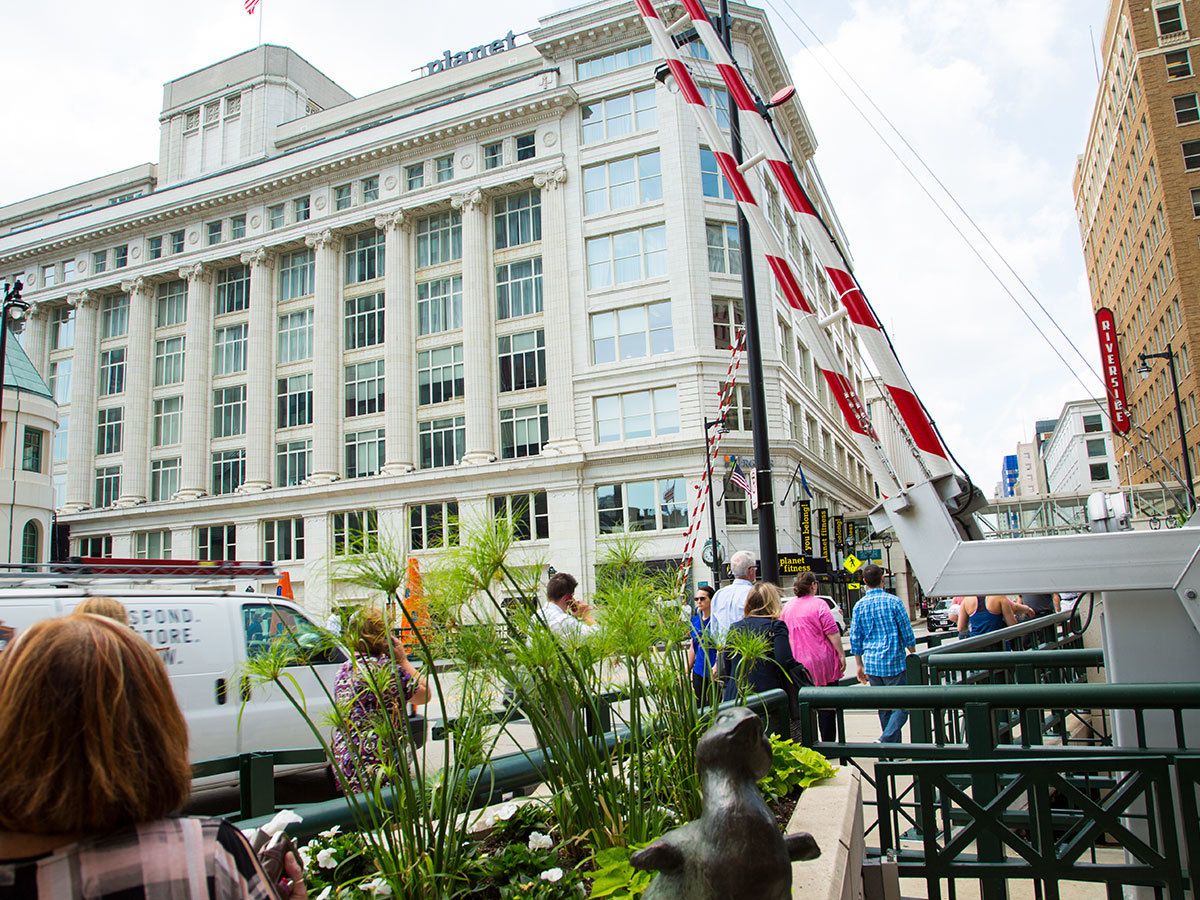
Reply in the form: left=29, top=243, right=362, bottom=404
left=0, top=1, right=875, bottom=611
left=1043, top=399, right=1120, bottom=494
left=0, top=334, right=57, bottom=565
left=1014, top=440, right=1046, bottom=498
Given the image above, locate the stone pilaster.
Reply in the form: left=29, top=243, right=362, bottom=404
left=376, top=211, right=415, bottom=474
left=532, top=167, right=580, bottom=455
left=241, top=247, right=276, bottom=492
left=176, top=264, right=213, bottom=500
left=62, top=291, right=100, bottom=512
left=453, top=189, right=496, bottom=464
left=22, top=302, right=48, bottom=380
left=306, top=229, right=342, bottom=483
left=116, top=278, right=152, bottom=506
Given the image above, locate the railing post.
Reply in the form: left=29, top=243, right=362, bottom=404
left=907, top=651, right=933, bottom=744
left=964, top=702, right=1007, bottom=900
left=1015, top=665, right=1043, bottom=748
left=239, top=752, right=276, bottom=820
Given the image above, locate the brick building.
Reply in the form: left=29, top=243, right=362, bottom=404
left=1074, top=0, right=1200, bottom=493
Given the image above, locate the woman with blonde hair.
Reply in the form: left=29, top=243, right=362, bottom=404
left=721, top=582, right=798, bottom=702
left=73, top=596, right=129, bottom=625
left=331, top=605, right=431, bottom=794
left=0, top=614, right=303, bottom=898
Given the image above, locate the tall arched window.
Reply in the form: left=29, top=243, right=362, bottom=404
left=20, top=520, right=40, bottom=565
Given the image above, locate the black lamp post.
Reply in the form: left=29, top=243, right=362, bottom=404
left=0, top=280, right=29, bottom=414
left=1137, top=343, right=1195, bottom=512
left=703, top=416, right=727, bottom=588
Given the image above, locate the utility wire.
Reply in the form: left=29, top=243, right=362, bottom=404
left=761, top=0, right=1191, bottom=502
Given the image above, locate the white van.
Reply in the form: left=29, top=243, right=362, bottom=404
left=0, top=587, right=345, bottom=787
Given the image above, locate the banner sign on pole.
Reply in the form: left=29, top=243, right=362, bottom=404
left=817, top=509, right=831, bottom=563
left=834, top=516, right=845, bottom=551
left=749, top=466, right=759, bottom=510
left=1095, top=306, right=1131, bottom=434
left=798, top=501, right=813, bottom=555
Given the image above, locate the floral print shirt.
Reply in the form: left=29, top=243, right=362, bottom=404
left=331, top=654, right=414, bottom=795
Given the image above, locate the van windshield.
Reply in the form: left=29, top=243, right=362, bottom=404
left=242, top=603, right=337, bottom=664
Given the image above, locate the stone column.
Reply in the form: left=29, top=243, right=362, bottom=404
left=306, top=229, right=342, bottom=483
left=241, top=247, right=276, bottom=492
left=176, top=264, right=213, bottom=500
left=533, top=167, right=581, bottom=455
left=116, top=278, right=153, bottom=506
left=377, top=211, right=416, bottom=474
left=453, top=189, right=496, bottom=464
left=22, top=302, right=48, bottom=380
left=62, top=291, right=99, bottom=512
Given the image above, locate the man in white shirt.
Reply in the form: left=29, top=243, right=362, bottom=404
left=540, top=572, right=598, bottom=639
left=711, top=550, right=757, bottom=642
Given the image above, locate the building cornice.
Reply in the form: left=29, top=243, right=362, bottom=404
left=1, top=88, right=578, bottom=270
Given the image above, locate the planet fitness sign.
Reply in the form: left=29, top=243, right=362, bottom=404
left=1094, top=306, right=1130, bottom=434
left=424, top=31, right=518, bottom=76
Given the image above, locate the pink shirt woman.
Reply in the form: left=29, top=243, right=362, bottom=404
left=780, top=594, right=844, bottom=687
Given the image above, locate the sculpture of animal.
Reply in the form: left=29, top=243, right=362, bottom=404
left=630, top=707, right=819, bottom=899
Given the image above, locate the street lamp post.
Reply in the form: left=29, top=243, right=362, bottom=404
left=1137, top=343, right=1195, bottom=512
left=703, top=417, right=726, bottom=588
left=0, top=280, right=29, bottom=414
left=717, top=0, right=779, bottom=584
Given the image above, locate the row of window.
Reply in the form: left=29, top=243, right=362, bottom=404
left=81, top=464, right=736, bottom=562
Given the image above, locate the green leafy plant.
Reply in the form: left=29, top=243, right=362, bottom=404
left=298, top=826, right=373, bottom=898
left=757, top=736, right=838, bottom=803
left=585, top=845, right=653, bottom=899
left=242, top=524, right=513, bottom=899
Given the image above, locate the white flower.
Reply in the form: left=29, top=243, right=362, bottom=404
left=263, top=808, right=303, bottom=836
left=362, top=878, right=394, bottom=897
left=298, top=847, right=311, bottom=869
left=316, top=847, right=338, bottom=869
left=527, top=831, right=553, bottom=851
left=314, top=888, right=332, bottom=900
left=494, top=802, right=519, bottom=821
left=318, top=825, right=342, bottom=839
left=540, top=867, right=564, bottom=883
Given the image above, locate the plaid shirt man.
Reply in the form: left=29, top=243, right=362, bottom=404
left=849, top=587, right=916, bottom=677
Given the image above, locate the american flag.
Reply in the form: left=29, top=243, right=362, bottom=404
left=730, top=460, right=752, bottom=495
left=245, top=0, right=261, bottom=13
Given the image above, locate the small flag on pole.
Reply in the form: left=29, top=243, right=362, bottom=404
left=730, top=459, right=752, bottom=495
left=797, top=460, right=813, bottom=499
left=245, top=0, right=261, bottom=14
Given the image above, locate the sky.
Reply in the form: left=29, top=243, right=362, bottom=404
left=0, top=0, right=1112, bottom=489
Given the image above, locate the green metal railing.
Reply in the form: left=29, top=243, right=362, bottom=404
left=878, top=755, right=1185, bottom=899
left=214, top=688, right=791, bottom=839
left=797, top=682, right=1200, bottom=897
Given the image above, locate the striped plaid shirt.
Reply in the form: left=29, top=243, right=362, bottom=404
left=0, top=817, right=278, bottom=899
left=849, top=588, right=916, bottom=677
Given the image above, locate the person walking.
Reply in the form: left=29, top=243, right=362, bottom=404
left=540, top=572, right=598, bottom=639
left=687, top=585, right=718, bottom=703
left=721, top=582, right=798, bottom=702
left=958, top=594, right=1023, bottom=637
left=1020, top=592, right=1060, bottom=618
left=711, top=550, right=757, bottom=644
left=780, top=573, right=845, bottom=742
left=849, top=564, right=916, bottom=744
left=331, top=606, right=430, bottom=794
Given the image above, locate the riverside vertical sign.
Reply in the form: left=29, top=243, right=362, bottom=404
left=1095, top=307, right=1131, bottom=434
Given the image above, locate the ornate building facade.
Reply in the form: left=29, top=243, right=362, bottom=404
left=0, top=0, right=873, bottom=609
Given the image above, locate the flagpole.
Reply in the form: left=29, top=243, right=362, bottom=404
left=258, top=0, right=264, bottom=46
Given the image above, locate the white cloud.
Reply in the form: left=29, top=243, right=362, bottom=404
left=0, top=0, right=1110, bottom=490
left=783, top=0, right=1108, bottom=486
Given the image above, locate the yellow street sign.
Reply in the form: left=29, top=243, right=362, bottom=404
left=848, top=582, right=861, bottom=590
left=843, top=553, right=864, bottom=574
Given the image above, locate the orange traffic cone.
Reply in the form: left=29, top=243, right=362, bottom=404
left=275, top=571, right=294, bottom=600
